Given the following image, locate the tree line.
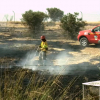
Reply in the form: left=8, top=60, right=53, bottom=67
left=21, top=8, right=86, bottom=39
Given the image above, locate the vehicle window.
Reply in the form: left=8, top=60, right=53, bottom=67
left=93, top=26, right=100, bottom=32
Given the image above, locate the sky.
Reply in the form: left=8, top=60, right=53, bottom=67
left=0, top=0, right=100, bottom=22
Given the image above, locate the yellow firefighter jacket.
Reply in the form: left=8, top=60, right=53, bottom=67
left=40, top=41, right=48, bottom=51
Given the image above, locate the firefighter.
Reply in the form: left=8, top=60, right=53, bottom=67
left=38, top=35, right=48, bottom=66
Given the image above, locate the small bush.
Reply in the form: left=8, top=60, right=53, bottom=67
left=60, top=12, right=87, bottom=39
left=21, top=10, right=48, bottom=35
left=47, top=8, right=64, bottom=22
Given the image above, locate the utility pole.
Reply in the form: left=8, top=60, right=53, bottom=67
left=13, top=11, right=15, bottom=22
left=80, top=11, right=83, bottom=20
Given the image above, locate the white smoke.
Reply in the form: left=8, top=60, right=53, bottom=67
left=55, top=51, right=69, bottom=65
left=17, top=49, right=72, bottom=75
left=17, top=49, right=90, bottom=75
left=46, top=50, right=70, bottom=75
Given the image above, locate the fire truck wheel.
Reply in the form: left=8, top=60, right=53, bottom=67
left=80, top=37, right=89, bottom=47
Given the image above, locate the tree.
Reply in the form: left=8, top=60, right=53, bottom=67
left=21, top=10, right=48, bottom=31
left=60, top=12, right=86, bottom=39
left=46, top=8, right=64, bottom=22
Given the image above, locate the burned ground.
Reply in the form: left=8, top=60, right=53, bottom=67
left=0, top=29, right=100, bottom=100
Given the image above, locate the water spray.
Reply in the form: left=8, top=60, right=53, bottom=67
left=24, top=46, right=39, bottom=66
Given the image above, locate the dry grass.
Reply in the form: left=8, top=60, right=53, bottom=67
left=0, top=21, right=100, bottom=30
left=0, top=68, right=83, bottom=100
left=83, top=26, right=94, bottom=30
left=86, top=21, right=100, bottom=26
left=0, top=68, right=99, bottom=100
left=0, top=21, right=26, bottom=28
left=83, top=21, right=100, bottom=30
left=45, top=21, right=100, bottom=30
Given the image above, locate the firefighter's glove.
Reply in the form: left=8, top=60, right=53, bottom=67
left=46, top=48, right=48, bottom=50
left=39, top=45, right=41, bottom=48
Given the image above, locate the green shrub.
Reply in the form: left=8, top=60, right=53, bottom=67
left=47, top=8, right=64, bottom=22
left=21, top=10, right=48, bottom=34
left=60, top=12, right=86, bottom=39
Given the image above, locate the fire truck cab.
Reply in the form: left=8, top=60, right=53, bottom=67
left=77, top=25, right=100, bottom=47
